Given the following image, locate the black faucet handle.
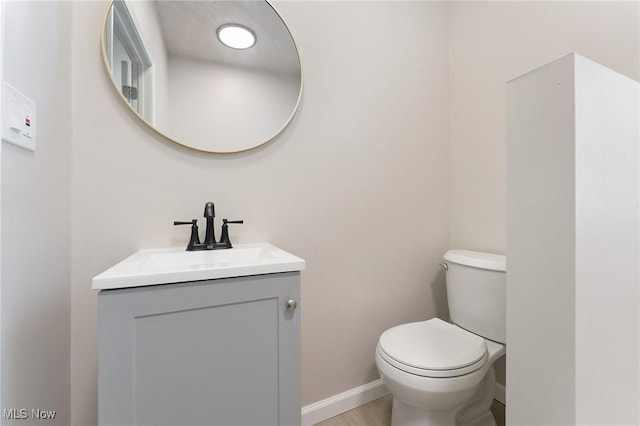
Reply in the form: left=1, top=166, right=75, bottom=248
left=220, top=219, right=244, bottom=248
left=173, top=220, right=196, bottom=226
left=173, top=219, right=201, bottom=251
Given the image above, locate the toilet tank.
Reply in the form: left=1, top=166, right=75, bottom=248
left=443, top=250, right=506, bottom=344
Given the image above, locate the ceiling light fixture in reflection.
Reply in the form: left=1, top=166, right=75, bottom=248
left=217, top=24, right=257, bottom=49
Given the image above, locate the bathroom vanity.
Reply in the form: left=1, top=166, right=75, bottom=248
left=93, top=244, right=305, bottom=426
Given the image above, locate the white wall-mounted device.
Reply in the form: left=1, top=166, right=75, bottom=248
left=2, top=81, right=36, bottom=152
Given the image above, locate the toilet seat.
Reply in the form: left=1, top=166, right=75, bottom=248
left=377, top=318, right=488, bottom=378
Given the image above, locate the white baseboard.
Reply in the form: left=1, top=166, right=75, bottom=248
left=495, top=382, right=506, bottom=405
left=301, top=379, right=389, bottom=426
left=300, top=378, right=504, bottom=425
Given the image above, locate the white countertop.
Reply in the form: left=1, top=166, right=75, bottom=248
left=92, top=243, right=305, bottom=290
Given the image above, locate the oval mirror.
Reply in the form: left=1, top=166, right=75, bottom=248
left=102, top=0, right=303, bottom=153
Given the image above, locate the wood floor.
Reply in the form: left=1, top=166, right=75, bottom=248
left=314, top=394, right=506, bottom=426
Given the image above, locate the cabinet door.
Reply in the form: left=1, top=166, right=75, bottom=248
left=98, top=272, right=300, bottom=426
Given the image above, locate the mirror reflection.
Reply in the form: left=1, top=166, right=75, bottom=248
left=102, top=0, right=302, bottom=153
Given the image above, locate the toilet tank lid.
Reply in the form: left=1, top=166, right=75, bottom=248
left=444, top=250, right=506, bottom=272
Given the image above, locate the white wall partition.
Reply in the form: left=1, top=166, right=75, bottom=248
left=0, top=1, right=4, bottom=416
left=506, top=54, right=639, bottom=425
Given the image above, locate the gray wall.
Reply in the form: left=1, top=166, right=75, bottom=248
left=1, top=2, right=72, bottom=425
left=70, top=2, right=450, bottom=424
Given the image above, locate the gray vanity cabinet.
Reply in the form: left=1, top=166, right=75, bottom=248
left=98, top=272, right=300, bottom=426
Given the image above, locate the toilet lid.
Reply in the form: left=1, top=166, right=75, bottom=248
left=378, top=318, right=487, bottom=377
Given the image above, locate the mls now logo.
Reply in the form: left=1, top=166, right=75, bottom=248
left=4, top=408, right=57, bottom=420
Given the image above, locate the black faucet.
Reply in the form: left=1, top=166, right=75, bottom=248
left=203, top=201, right=216, bottom=248
left=174, top=202, right=243, bottom=251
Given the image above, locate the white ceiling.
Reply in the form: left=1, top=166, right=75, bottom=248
left=154, top=0, right=301, bottom=75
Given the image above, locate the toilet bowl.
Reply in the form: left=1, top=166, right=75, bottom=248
left=376, top=250, right=506, bottom=426
left=376, top=318, right=505, bottom=425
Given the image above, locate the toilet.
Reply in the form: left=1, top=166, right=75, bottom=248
left=375, top=249, right=506, bottom=426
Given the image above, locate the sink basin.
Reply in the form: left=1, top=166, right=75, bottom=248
left=92, top=243, right=305, bottom=290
